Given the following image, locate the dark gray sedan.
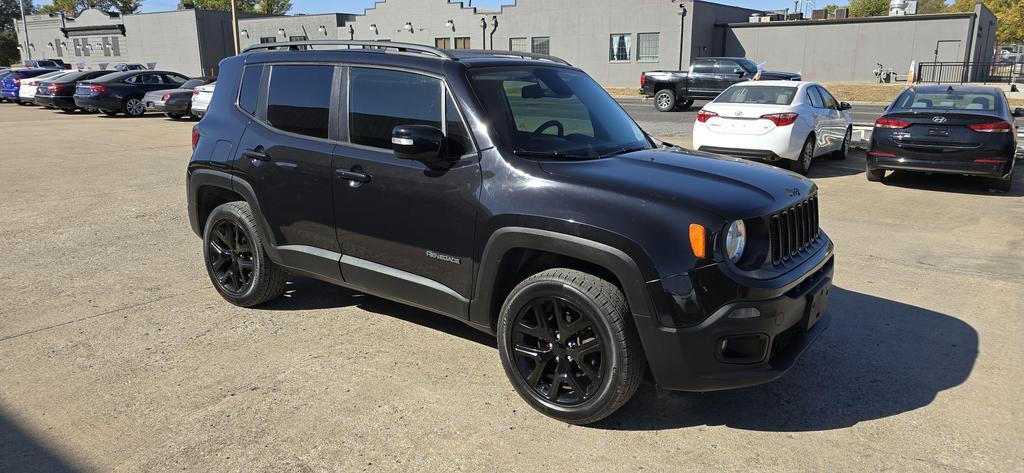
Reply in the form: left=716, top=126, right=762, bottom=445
left=143, top=77, right=214, bottom=120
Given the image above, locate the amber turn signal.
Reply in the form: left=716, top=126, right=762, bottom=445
left=689, top=223, right=706, bottom=259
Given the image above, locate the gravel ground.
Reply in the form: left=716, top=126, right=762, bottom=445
left=0, top=104, right=1021, bottom=472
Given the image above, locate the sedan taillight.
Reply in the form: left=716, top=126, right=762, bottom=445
left=162, top=93, right=171, bottom=101
left=88, top=85, right=106, bottom=93
left=696, top=110, right=718, bottom=123
left=874, top=117, right=911, bottom=129
left=967, top=120, right=1012, bottom=133
left=192, top=89, right=200, bottom=97
left=192, top=126, right=200, bottom=150
left=760, top=112, right=799, bottom=126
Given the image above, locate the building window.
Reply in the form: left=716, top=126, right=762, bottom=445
left=454, top=37, right=470, bottom=49
left=111, top=36, right=120, bottom=56
left=509, top=37, right=528, bottom=52
left=637, top=33, right=659, bottom=61
left=260, top=37, right=276, bottom=44
left=435, top=37, right=450, bottom=49
left=531, top=37, right=550, bottom=55
left=102, top=37, right=111, bottom=57
left=288, top=35, right=308, bottom=49
left=609, top=33, right=631, bottom=61
left=73, top=38, right=81, bottom=56
left=267, top=64, right=334, bottom=139
left=54, top=37, right=63, bottom=57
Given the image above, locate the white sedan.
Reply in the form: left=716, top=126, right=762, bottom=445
left=18, top=70, right=72, bottom=105
left=190, top=82, right=215, bottom=118
left=692, top=81, right=853, bottom=174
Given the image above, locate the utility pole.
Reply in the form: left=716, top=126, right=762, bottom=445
left=17, top=0, right=32, bottom=61
left=230, top=0, right=240, bottom=55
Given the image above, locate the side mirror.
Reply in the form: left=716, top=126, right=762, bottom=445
left=838, top=102, right=852, bottom=111
left=1013, top=107, right=1024, bottom=118
left=392, top=125, right=447, bottom=168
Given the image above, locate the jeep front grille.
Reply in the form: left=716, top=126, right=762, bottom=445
left=768, top=195, right=819, bottom=266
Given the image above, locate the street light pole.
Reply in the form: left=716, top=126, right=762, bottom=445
left=230, top=0, right=240, bottom=55
left=17, top=0, right=32, bottom=61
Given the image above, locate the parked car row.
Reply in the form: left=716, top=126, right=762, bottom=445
left=0, top=67, right=215, bottom=119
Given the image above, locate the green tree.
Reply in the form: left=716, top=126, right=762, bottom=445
left=1, top=0, right=34, bottom=66
left=951, top=0, right=1023, bottom=43
left=110, top=0, right=141, bottom=13
left=915, top=0, right=951, bottom=14
left=0, top=30, right=18, bottom=66
left=848, top=0, right=890, bottom=17
left=256, top=0, right=290, bottom=15
left=181, top=0, right=256, bottom=12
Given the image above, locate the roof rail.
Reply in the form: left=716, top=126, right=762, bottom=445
left=241, top=40, right=454, bottom=60
left=452, top=49, right=572, bottom=66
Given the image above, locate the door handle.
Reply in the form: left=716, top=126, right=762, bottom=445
left=336, top=169, right=371, bottom=183
left=242, top=148, right=270, bottom=161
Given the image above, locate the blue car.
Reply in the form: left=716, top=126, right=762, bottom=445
left=1, top=68, right=59, bottom=104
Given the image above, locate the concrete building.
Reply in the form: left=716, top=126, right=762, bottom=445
left=13, top=0, right=998, bottom=86
left=724, top=3, right=998, bottom=83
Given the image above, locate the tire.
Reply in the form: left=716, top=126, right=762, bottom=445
left=165, top=112, right=183, bottom=120
left=654, top=89, right=677, bottom=112
left=832, top=127, right=851, bottom=160
left=866, top=167, right=885, bottom=182
left=202, top=201, right=288, bottom=307
left=102, top=110, right=118, bottom=116
left=122, top=97, right=145, bottom=117
left=497, top=268, right=645, bottom=425
left=677, top=99, right=695, bottom=111
left=789, top=135, right=815, bottom=175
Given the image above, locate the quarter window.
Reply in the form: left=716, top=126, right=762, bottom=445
left=238, top=65, right=262, bottom=115
left=266, top=64, right=333, bottom=139
left=509, top=37, right=529, bottom=52
left=531, top=37, right=550, bottom=55
left=637, top=33, right=659, bottom=61
left=349, top=68, right=442, bottom=150
left=609, top=34, right=631, bottom=61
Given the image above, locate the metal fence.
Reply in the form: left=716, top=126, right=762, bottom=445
left=916, top=62, right=1023, bottom=85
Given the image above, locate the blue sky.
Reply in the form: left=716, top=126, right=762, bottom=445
left=133, top=0, right=805, bottom=15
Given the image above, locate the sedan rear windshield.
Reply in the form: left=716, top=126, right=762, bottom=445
left=892, top=90, right=1000, bottom=112
left=715, top=86, right=797, bottom=105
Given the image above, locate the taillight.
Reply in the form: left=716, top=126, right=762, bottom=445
left=696, top=110, right=718, bottom=123
left=88, top=85, right=106, bottom=93
left=640, top=74, right=646, bottom=88
left=162, top=93, right=171, bottom=101
left=13, top=79, right=20, bottom=85
left=192, top=126, right=200, bottom=150
left=967, top=120, right=1012, bottom=133
left=875, top=117, right=910, bottom=129
left=760, top=112, right=799, bottom=126
left=193, top=89, right=200, bottom=97
left=868, top=151, right=896, bottom=157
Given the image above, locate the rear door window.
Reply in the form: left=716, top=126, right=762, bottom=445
left=266, top=64, right=333, bottom=139
left=806, top=86, right=824, bottom=108
left=692, top=60, right=715, bottom=74
left=348, top=67, right=442, bottom=150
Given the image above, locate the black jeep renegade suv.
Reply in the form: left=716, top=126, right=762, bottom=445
left=187, top=41, right=834, bottom=424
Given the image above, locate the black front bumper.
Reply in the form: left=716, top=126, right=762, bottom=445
left=636, top=241, right=834, bottom=392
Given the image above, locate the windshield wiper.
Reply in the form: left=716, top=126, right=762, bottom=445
left=513, top=149, right=592, bottom=160
left=597, top=146, right=649, bottom=159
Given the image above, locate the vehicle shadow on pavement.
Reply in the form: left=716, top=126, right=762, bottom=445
left=879, top=169, right=1024, bottom=197
left=257, top=277, right=495, bottom=347
left=595, top=286, right=978, bottom=432
left=807, top=157, right=865, bottom=179
left=0, top=409, right=80, bottom=472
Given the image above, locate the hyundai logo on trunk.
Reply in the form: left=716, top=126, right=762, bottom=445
left=932, top=116, right=947, bottom=123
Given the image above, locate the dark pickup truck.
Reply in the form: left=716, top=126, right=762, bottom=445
left=641, top=57, right=801, bottom=112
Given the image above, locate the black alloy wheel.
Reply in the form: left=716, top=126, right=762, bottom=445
left=207, top=218, right=256, bottom=297
left=510, top=295, right=606, bottom=405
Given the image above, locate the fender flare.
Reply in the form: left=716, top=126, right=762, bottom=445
left=468, top=227, right=655, bottom=330
left=187, top=168, right=282, bottom=262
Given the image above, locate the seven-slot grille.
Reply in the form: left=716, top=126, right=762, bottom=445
left=768, top=194, right=819, bottom=266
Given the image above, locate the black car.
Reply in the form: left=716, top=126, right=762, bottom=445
left=73, top=70, right=191, bottom=117
left=143, top=77, right=214, bottom=119
left=641, top=57, right=801, bottom=112
left=187, top=40, right=834, bottom=424
left=868, top=85, right=1023, bottom=191
left=34, top=70, right=116, bottom=112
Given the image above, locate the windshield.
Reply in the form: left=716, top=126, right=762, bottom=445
left=716, top=85, right=796, bottom=105
left=892, top=89, right=1001, bottom=112
left=468, top=67, right=649, bottom=159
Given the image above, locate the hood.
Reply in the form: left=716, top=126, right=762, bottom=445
left=538, top=149, right=815, bottom=220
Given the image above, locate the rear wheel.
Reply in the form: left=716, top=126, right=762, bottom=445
left=203, top=201, right=287, bottom=307
left=789, top=136, right=814, bottom=175
left=832, top=127, right=851, bottom=160
left=654, top=89, right=677, bottom=112
left=497, top=268, right=645, bottom=425
left=122, top=97, right=145, bottom=117
left=866, top=167, right=885, bottom=182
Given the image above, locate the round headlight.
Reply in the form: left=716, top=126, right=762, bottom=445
left=725, top=220, right=746, bottom=263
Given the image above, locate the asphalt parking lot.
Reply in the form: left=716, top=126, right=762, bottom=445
left=1, top=104, right=1022, bottom=472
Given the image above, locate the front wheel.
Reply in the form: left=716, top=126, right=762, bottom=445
left=203, top=201, right=288, bottom=307
left=654, top=89, right=677, bottom=112
left=497, top=268, right=645, bottom=425
left=833, top=127, right=851, bottom=160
